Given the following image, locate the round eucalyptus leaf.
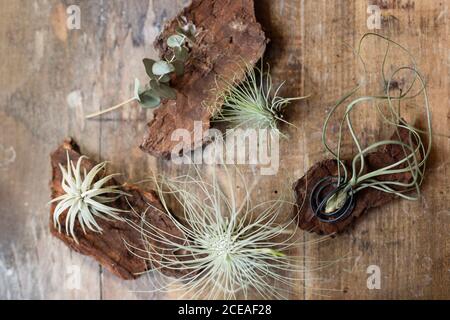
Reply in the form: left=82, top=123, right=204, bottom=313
left=174, top=46, right=188, bottom=62
left=188, top=24, right=196, bottom=36
left=167, top=35, right=185, bottom=48
left=149, top=79, right=158, bottom=89
left=139, top=91, right=161, bottom=109
left=133, top=78, right=141, bottom=100
left=176, top=27, right=184, bottom=34
left=150, top=80, right=176, bottom=100
left=152, top=60, right=175, bottom=76
left=159, top=74, right=171, bottom=83
left=158, top=83, right=177, bottom=100
left=179, top=22, right=196, bottom=38
left=143, top=58, right=156, bottom=77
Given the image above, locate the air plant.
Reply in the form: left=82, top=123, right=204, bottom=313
left=212, top=61, right=308, bottom=137
left=86, top=17, right=198, bottom=119
left=50, top=153, right=129, bottom=242
left=312, top=33, right=432, bottom=222
left=124, top=165, right=311, bottom=300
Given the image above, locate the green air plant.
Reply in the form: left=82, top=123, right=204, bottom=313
left=212, top=61, right=308, bottom=137
left=86, top=17, right=198, bottom=119
left=50, top=153, right=128, bottom=242
left=312, top=33, right=432, bottom=221
left=124, top=166, right=316, bottom=300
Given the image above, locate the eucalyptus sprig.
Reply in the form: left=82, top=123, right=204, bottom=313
left=50, top=153, right=129, bottom=243
left=318, top=33, right=432, bottom=216
left=212, top=61, right=308, bottom=137
left=86, top=17, right=198, bottom=119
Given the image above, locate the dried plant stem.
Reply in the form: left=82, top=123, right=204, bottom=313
left=85, top=97, right=137, bottom=119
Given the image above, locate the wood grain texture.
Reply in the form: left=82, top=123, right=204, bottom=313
left=0, top=0, right=449, bottom=299
left=141, top=0, right=267, bottom=158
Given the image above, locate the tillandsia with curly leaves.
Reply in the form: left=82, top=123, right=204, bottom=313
left=123, top=165, right=321, bottom=300
left=86, top=17, right=198, bottom=119
left=49, top=153, right=129, bottom=242
left=212, top=61, right=308, bottom=137
left=312, top=33, right=432, bottom=222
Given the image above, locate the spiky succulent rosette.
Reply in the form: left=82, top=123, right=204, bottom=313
left=124, top=166, right=317, bottom=300
left=50, top=153, right=129, bottom=242
left=212, top=62, right=307, bottom=136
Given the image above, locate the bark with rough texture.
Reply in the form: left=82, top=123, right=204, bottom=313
left=50, top=139, right=184, bottom=279
left=293, top=127, right=418, bottom=235
left=140, top=0, right=268, bottom=158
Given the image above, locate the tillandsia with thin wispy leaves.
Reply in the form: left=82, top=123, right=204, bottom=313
left=123, top=165, right=328, bottom=300
left=86, top=17, right=198, bottom=119
left=50, top=153, right=129, bottom=242
left=312, top=33, right=432, bottom=222
left=211, top=61, right=308, bottom=137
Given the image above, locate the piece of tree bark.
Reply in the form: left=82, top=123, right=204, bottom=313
left=140, top=0, right=267, bottom=158
left=293, top=127, right=418, bottom=235
left=49, top=139, right=185, bottom=279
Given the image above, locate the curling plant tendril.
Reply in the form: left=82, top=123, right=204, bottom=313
left=50, top=153, right=129, bottom=242
left=317, top=33, right=432, bottom=219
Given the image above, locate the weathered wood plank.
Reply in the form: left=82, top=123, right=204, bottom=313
left=0, top=0, right=448, bottom=300
left=0, top=0, right=103, bottom=299
left=96, top=0, right=188, bottom=300
left=297, top=0, right=450, bottom=299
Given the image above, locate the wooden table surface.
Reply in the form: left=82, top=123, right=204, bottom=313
left=0, top=0, right=449, bottom=299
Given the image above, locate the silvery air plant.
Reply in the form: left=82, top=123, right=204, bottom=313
left=124, top=165, right=309, bottom=300
left=50, top=153, right=128, bottom=243
left=86, top=17, right=198, bottom=119
left=212, top=61, right=308, bottom=137
left=311, top=33, right=432, bottom=222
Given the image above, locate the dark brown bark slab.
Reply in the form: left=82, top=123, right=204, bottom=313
left=293, top=127, right=418, bottom=235
left=140, top=0, right=268, bottom=158
left=49, top=139, right=184, bottom=279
